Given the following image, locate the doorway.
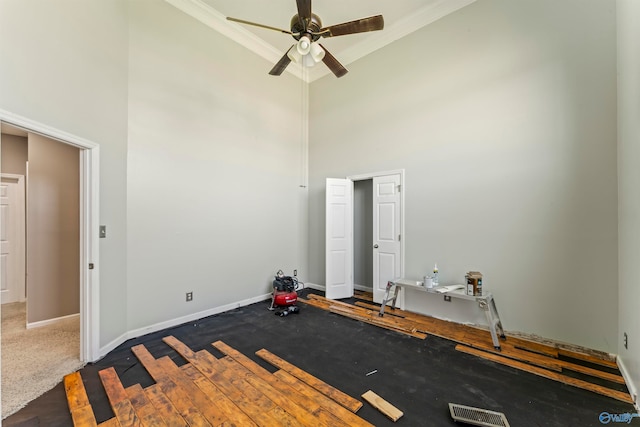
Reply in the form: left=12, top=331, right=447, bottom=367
left=325, top=170, right=405, bottom=306
left=0, top=110, right=100, bottom=363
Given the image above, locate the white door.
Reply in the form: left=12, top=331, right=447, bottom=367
left=372, top=174, right=401, bottom=304
left=1, top=175, right=26, bottom=304
left=325, top=178, right=354, bottom=299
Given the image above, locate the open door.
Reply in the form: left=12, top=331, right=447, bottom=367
left=325, top=178, right=354, bottom=299
left=372, top=174, right=401, bottom=304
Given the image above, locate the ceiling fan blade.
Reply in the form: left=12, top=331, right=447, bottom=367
left=269, top=47, right=294, bottom=76
left=227, top=17, right=293, bottom=35
left=320, top=15, right=384, bottom=37
left=319, top=44, right=348, bottom=78
left=296, top=0, right=312, bottom=28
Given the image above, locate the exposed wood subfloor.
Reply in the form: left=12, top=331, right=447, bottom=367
left=299, top=291, right=633, bottom=404
left=64, top=337, right=373, bottom=427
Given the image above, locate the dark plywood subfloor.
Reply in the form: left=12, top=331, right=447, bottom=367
left=64, top=337, right=373, bottom=427
left=6, top=287, right=638, bottom=427
left=299, top=292, right=633, bottom=405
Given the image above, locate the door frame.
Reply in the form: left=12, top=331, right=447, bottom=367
left=348, top=169, right=406, bottom=308
left=0, top=109, right=100, bottom=363
left=0, top=173, right=26, bottom=304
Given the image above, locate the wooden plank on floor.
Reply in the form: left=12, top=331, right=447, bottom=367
left=70, top=406, right=100, bottom=427
left=167, top=335, right=345, bottom=426
left=125, top=383, right=168, bottom=427
left=97, top=418, right=121, bottom=427
left=255, top=348, right=363, bottom=413
left=355, top=297, right=561, bottom=358
left=314, top=294, right=627, bottom=390
left=190, top=349, right=295, bottom=427
left=64, top=372, right=98, bottom=427
left=130, top=345, right=212, bottom=427
left=162, top=336, right=264, bottom=426
left=64, top=372, right=92, bottom=412
left=354, top=301, right=405, bottom=317
left=212, top=341, right=374, bottom=427
left=180, top=364, right=259, bottom=427
left=218, top=356, right=337, bottom=427
left=353, top=291, right=374, bottom=302
left=328, top=305, right=428, bottom=339
left=143, top=384, right=187, bottom=427
left=395, top=308, right=623, bottom=384
left=558, top=348, right=619, bottom=370
left=307, top=294, right=428, bottom=339
left=157, top=356, right=237, bottom=426
left=455, top=344, right=634, bottom=404
left=98, top=368, right=143, bottom=427
left=361, top=390, right=403, bottom=422
left=273, top=370, right=374, bottom=427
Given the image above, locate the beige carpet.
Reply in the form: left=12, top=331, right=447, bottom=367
left=1, top=302, right=85, bottom=419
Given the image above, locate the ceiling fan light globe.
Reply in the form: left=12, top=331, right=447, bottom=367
left=309, top=42, right=325, bottom=63
left=287, top=45, right=302, bottom=63
left=302, top=54, right=317, bottom=67
left=296, top=36, right=311, bottom=55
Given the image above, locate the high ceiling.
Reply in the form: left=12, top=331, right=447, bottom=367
left=166, top=0, right=477, bottom=81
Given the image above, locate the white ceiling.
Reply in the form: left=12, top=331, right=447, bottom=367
left=166, top=0, right=477, bottom=82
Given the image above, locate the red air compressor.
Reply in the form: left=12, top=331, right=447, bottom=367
left=269, top=270, right=301, bottom=316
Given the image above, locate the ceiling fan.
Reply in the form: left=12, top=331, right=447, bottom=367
left=227, top=0, right=384, bottom=78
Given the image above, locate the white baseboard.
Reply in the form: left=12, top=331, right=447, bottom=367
left=305, top=283, right=373, bottom=294
left=98, top=332, right=130, bottom=360
left=27, top=312, right=79, bottom=329
left=305, top=282, right=325, bottom=291
left=98, top=293, right=272, bottom=359
left=617, top=356, right=639, bottom=411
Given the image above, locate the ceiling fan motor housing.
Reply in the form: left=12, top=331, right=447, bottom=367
left=291, top=13, right=322, bottom=41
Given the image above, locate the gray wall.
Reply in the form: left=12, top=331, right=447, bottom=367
left=125, top=1, right=305, bottom=331
left=617, top=0, right=640, bottom=402
left=0, top=134, right=28, bottom=176
left=27, top=133, right=80, bottom=323
left=308, top=0, right=619, bottom=353
left=1, top=0, right=305, bottom=349
left=0, top=0, right=129, bottom=346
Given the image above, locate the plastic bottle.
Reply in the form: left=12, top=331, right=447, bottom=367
left=433, top=264, right=439, bottom=286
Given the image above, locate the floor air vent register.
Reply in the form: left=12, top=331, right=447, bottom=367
left=449, top=403, right=510, bottom=427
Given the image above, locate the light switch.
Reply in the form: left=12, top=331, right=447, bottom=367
left=100, top=225, right=107, bottom=238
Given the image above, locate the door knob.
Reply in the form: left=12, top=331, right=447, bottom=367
left=373, top=244, right=379, bottom=248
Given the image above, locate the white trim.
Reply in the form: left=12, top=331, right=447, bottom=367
left=307, top=0, right=477, bottom=82
left=617, top=356, right=639, bottom=410
left=0, top=109, right=100, bottom=363
left=27, top=312, right=80, bottom=329
left=305, top=282, right=325, bottom=292
left=98, top=293, right=273, bottom=360
left=164, top=0, right=305, bottom=79
left=166, top=0, right=477, bottom=83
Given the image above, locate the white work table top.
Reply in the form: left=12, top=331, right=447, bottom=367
left=391, top=279, right=492, bottom=301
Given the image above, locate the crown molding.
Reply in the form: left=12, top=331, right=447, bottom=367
left=164, top=0, right=306, bottom=79
left=165, top=0, right=476, bottom=83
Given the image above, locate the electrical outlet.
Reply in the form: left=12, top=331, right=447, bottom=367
left=186, top=292, right=193, bottom=302
left=293, top=269, right=297, bottom=277
left=624, top=332, right=628, bottom=349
